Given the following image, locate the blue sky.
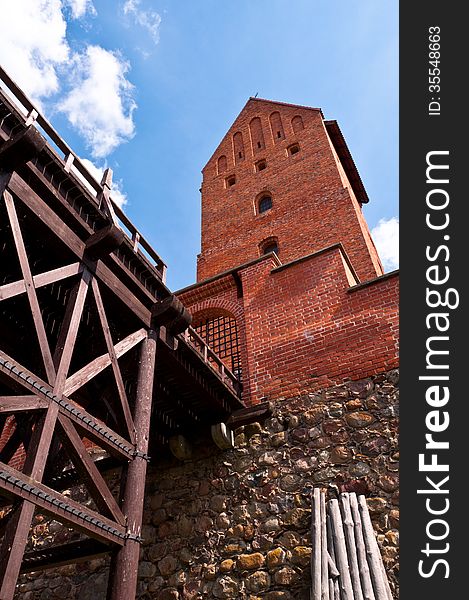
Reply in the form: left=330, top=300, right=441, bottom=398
left=0, top=0, right=398, bottom=290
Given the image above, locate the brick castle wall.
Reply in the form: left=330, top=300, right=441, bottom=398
left=179, top=246, right=398, bottom=407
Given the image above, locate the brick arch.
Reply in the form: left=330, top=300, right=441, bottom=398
left=188, top=299, right=252, bottom=405
left=189, top=298, right=244, bottom=323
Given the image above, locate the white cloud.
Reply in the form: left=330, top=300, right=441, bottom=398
left=80, top=158, right=128, bottom=209
left=371, top=217, right=399, bottom=272
left=123, top=0, right=162, bottom=44
left=58, top=46, right=137, bottom=158
left=0, top=2, right=137, bottom=159
left=0, top=0, right=69, bottom=102
left=64, top=0, right=96, bottom=19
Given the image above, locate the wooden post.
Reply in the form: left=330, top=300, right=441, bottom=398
left=320, top=490, right=329, bottom=600
left=340, top=493, right=364, bottom=600
left=357, top=496, right=392, bottom=600
left=326, top=514, right=340, bottom=600
left=311, top=488, right=322, bottom=600
left=329, top=498, right=354, bottom=600
left=106, top=330, right=157, bottom=600
left=349, top=493, right=376, bottom=600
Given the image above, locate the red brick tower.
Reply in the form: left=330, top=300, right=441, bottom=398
left=179, top=99, right=398, bottom=406
left=197, top=98, right=383, bottom=283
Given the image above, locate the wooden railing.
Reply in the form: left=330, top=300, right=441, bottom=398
left=182, top=327, right=242, bottom=396
left=0, top=65, right=167, bottom=282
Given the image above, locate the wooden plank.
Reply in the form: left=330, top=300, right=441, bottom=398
left=21, top=539, right=110, bottom=574
left=0, top=462, right=126, bottom=545
left=7, top=173, right=151, bottom=324
left=3, top=190, right=56, bottom=385
left=53, top=270, right=90, bottom=388
left=64, top=328, right=147, bottom=396
left=85, top=225, right=124, bottom=260
left=320, top=490, right=329, bottom=600
left=0, top=396, right=48, bottom=414
left=7, top=172, right=85, bottom=257
left=311, top=488, right=322, bottom=600
left=349, top=493, right=376, bottom=600
left=0, top=262, right=83, bottom=301
left=57, top=415, right=125, bottom=525
left=91, top=278, right=135, bottom=444
left=0, top=350, right=135, bottom=460
left=357, top=496, right=392, bottom=600
left=329, top=498, right=354, bottom=600
left=0, top=500, right=36, bottom=600
left=226, top=402, right=272, bottom=428
left=340, top=493, right=364, bottom=600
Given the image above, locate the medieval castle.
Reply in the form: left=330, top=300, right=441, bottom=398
left=0, top=71, right=399, bottom=600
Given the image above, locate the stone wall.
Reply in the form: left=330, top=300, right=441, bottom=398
left=16, top=370, right=399, bottom=600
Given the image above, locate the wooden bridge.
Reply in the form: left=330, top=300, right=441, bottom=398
left=0, top=66, right=246, bottom=599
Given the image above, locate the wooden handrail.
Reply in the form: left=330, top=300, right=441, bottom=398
left=183, top=327, right=241, bottom=395
left=0, top=66, right=167, bottom=278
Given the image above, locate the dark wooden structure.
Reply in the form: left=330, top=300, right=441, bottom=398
left=0, top=67, right=244, bottom=599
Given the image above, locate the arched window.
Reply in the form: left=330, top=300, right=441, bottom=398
left=233, top=132, right=245, bottom=163
left=217, top=155, right=227, bottom=174
left=292, top=115, right=304, bottom=133
left=258, top=195, right=272, bottom=213
left=260, top=237, right=279, bottom=256
left=269, top=111, right=285, bottom=142
left=249, top=117, right=266, bottom=154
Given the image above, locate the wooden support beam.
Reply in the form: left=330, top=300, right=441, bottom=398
left=3, top=190, right=56, bottom=385
left=0, top=462, right=126, bottom=546
left=226, top=401, right=272, bottom=428
left=107, top=330, right=158, bottom=600
left=0, top=125, right=46, bottom=168
left=6, top=173, right=152, bottom=325
left=85, top=224, right=124, bottom=261
left=0, top=350, right=136, bottom=460
left=0, top=264, right=89, bottom=598
left=0, top=396, right=48, bottom=414
left=64, top=328, right=147, bottom=396
left=56, top=415, right=125, bottom=525
left=151, top=295, right=192, bottom=334
left=20, top=539, right=110, bottom=574
left=91, top=278, right=135, bottom=444
left=0, top=262, right=83, bottom=302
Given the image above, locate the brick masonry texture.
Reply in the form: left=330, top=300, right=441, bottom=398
left=197, top=98, right=383, bottom=284
left=15, top=370, right=399, bottom=600
left=179, top=246, right=399, bottom=407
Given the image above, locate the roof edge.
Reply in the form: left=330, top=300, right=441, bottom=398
left=324, top=120, right=369, bottom=204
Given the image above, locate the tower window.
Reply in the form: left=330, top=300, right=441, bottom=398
left=260, top=237, right=279, bottom=256
left=258, top=195, right=273, bottom=213
left=292, top=115, right=304, bottom=133
left=217, top=155, right=227, bottom=174
left=255, top=160, right=267, bottom=172
left=288, top=143, right=300, bottom=156
left=226, top=175, right=236, bottom=188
